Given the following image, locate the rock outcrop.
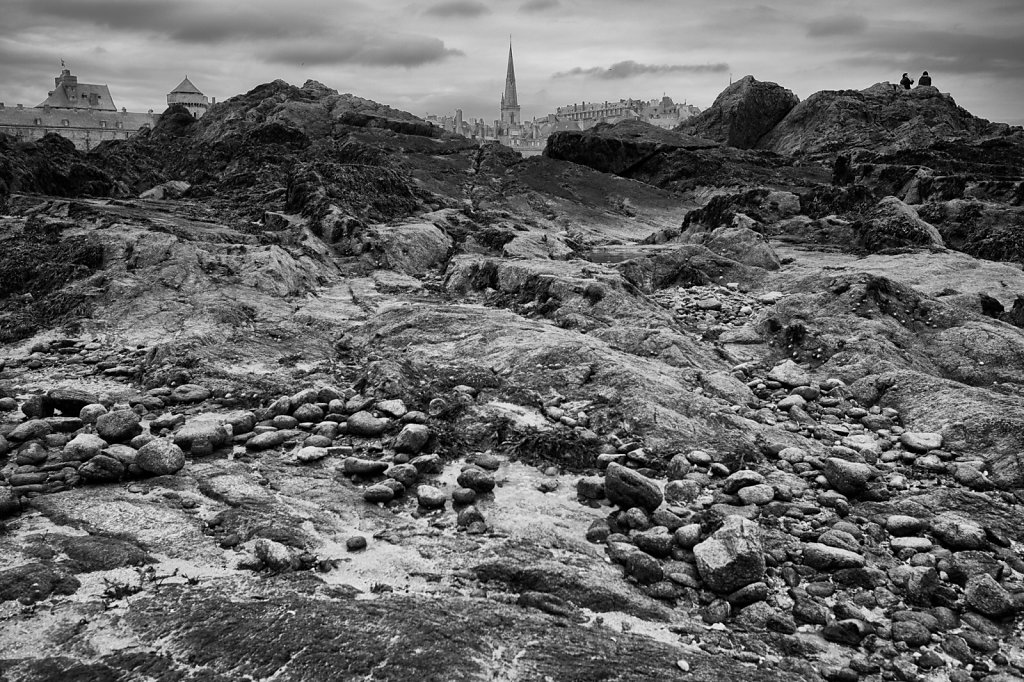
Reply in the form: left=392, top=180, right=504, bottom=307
left=678, top=75, right=799, bottom=149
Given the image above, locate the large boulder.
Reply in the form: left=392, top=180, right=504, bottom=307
left=95, top=410, right=142, bottom=443
left=604, top=462, right=663, bottom=512
left=136, top=439, right=187, bottom=476
left=857, top=197, right=944, bottom=252
left=693, top=516, right=766, bottom=593
left=679, top=75, right=799, bottom=149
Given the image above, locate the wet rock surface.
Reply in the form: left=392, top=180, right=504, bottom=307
left=2, top=74, right=1024, bottom=681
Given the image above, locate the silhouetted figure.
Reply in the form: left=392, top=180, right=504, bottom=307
left=918, top=71, right=932, bottom=86
left=900, top=73, right=914, bottom=90
left=832, top=154, right=855, bottom=186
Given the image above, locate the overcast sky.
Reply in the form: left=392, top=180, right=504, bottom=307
left=1, top=0, right=1022, bottom=126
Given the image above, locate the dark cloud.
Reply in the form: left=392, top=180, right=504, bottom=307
left=520, top=0, right=558, bottom=12
left=807, top=14, right=868, bottom=37
left=423, top=1, right=490, bottom=18
left=9, top=0, right=325, bottom=43
left=845, top=29, right=1024, bottom=77
left=266, top=34, right=464, bottom=67
left=554, top=60, right=729, bottom=79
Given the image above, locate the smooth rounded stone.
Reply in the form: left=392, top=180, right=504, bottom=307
left=363, top=484, right=395, bottom=504
left=288, top=388, right=320, bottom=410
left=346, top=411, right=387, bottom=437
left=401, top=410, right=429, bottom=424
left=585, top=518, right=611, bottom=544
left=452, top=487, right=477, bottom=505
left=667, top=453, right=691, bottom=480
left=964, top=574, right=1016, bottom=619
left=375, top=399, right=407, bottom=418
left=344, top=457, right=388, bottom=476
left=818, top=529, right=860, bottom=553
left=104, top=444, right=138, bottom=467
left=267, top=396, right=292, bottom=417
left=738, top=483, right=775, bottom=506
left=0, top=488, right=21, bottom=519
left=604, top=462, right=662, bottom=512
left=887, top=514, right=926, bottom=536
left=576, top=476, right=605, bottom=499
left=621, top=507, right=651, bottom=531
left=245, top=430, right=288, bottom=451
left=346, top=536, right=368, bottom=552
left=170, top=384, right=211, bottom=404
left=15, top=442, right=48, bottom=465
left=777, top=394, right=806, bottom=411
left=63, top=433, right=107, bottom=462
left=409, top=453, right=443, bottom=474
left=472, top=452, right=502, bottom=471
left=0, top=397, right=18, bottom=412
left=727, top=581, right=769, bottom=608
left=693, top=516, right=765, bottom=593
left=272, top=415, right=299, bottom=430
left=930, top=513, right=987, bottom=550
left=291, top=403, right=324, bottom=423
left=254, top=538, right=292, bottom=570
left=9, top=419, right=53, bottom=442
left=78, top=403, right=108, bottom=425
left=892, top=620, right=931, bottom=647
left=822, top=619, right=873, bottom=646
left=135, top=439, right=185, bottom=475
left=820, top=457, right=873, bottom=495
left=394, top=424, right=430, bottom=454
left=302, top=435, right=332, bottom=449
left=416, top=484, right=447, bottom=509
left=673, top=524, right=702, bottom=549
left=623, top=551, right=664, bottom=585
left=686, top=450, right=713, bottom=466
left=633, top=528, right=674, bottom=558
left=457, top=467, right=495, bottom=493
left=767, top=359, right=811, bottom=387
left=722, top=470, right=767, bottom=494
left=379, top=479, right=406, bottom=496
left=652, top=508, right=686, bottom=532
left=777, top=447, right=806, bottom=464
left=457, top=505, right=485, bottom=528
left=96, top=410, right=142, bottom=444
left=219, top=410, right=256, bottom=436
left=79, top=454, right=125, bottom=482
left=386, top=463, right=419, bottom=489
left=130, top=432, right=156, bottom=450
left=312, top=420, right=339, bottom=439
left=802, top=542, right=865, bottom=570
left=899, top=431, right=942, bottom=453
left=295, top=446, right=329, bottom=464
left=173, top=419, right=230, bottom=453
left=0, top=435, right=9, bottom=457
left=890, top=536, right=932, bottom=553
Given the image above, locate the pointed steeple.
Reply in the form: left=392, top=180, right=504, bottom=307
left=503, top=42, right=518, bottom=108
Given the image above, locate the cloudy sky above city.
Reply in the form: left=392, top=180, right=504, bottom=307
left=1, top=0, right=1022, bottom=125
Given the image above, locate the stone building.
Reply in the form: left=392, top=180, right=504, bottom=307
left=167, top=76, right=211, bottom=118
left=0, top=67, right=209, bottom=150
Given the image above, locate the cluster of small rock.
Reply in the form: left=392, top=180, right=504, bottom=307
left=11, top=338, right=151, bottom=379
left=575, top=357, right=1024, bottom=680
left=652, top=283, right=782, bottom=334
left=1, top=386, right=192, bottom=517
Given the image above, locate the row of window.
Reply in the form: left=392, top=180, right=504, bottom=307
left=29, top=118, right=123, bottom=129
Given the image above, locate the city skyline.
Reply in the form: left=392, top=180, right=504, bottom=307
left=1, top=0, right=1022, bottom=127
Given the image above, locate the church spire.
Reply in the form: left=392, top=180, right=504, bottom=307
left=503, top=41, right=518, bottom=108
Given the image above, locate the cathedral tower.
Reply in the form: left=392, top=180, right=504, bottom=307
left=499, top=42, right=521, bottom=130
